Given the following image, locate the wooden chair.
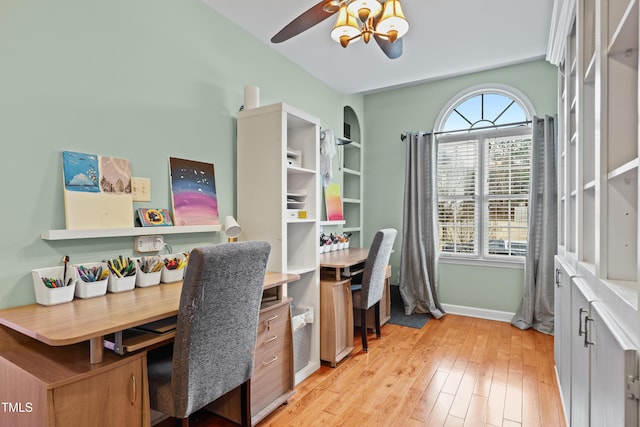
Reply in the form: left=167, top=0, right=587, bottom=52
left=147, top=241, right=271, bottom=427
left=351, top=228, right=397, bottom=352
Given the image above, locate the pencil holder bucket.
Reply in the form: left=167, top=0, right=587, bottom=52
left=106, top=257, right=137, bottom=293
left=32, top=266, right=76, bottom=306
left=135, top=256, right=163, bottom=287
left=74, top=262, right=109, bottom=299
left=161, top=253, right=188, bottom=283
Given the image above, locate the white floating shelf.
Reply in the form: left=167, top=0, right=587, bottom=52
left=41, top=225, right=222, bottom=241
left=320, top=220, right=346, bottom=226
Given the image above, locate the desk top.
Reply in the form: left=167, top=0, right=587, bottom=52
left=319, top=247, right=369, bottom=269
left=0, top=271, right=299, bottom=347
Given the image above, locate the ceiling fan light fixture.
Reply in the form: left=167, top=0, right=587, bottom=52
left=331, top=5, right=361, bottom=46
left=322, top=0, right=342, bottom=14
left=376, top=0, right=409, bottom=40
left=347, top=0, right=382, bottom=22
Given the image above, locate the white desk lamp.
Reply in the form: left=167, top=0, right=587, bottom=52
left=224, top=215, right=242, bottom=242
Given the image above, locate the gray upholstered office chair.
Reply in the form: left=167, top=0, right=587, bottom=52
left=351, top=228, right=397, bottom=353
left=147, top=241, right=271, bottom=427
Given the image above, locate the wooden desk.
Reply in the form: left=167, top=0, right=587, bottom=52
left=0, top=272, right=297, bottom=364
left=319, top=249, right=391, bottom=366
left=0, top=272, right=299, bottom=427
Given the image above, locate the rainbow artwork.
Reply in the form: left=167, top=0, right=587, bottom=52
left=324, top=183, right=344, bottom=221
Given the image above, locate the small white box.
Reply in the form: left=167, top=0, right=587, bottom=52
left=74, top=262, right=109, bottom=299
left=32, top=266, right=76, bottom=306
left=287, top=148, right=302, bottom=168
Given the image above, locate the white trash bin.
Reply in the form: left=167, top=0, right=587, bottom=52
left=292, top=306, right=313, bottom=373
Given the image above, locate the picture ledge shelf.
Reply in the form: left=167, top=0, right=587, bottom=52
left=41, top=225, right=222, bottom=241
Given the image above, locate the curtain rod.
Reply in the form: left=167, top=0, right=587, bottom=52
left=400, top=120, right=532, bottom=141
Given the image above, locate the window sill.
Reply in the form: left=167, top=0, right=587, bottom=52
left=438, top=255, right=525, bottom=269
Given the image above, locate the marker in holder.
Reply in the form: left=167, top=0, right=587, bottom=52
left=161, top=253, right=188, bottom=283
left=75, top=262, right=109, bottom=299
left=32, top=266, right=76, bottom=306
left=106, top=256, right=137, bottom=293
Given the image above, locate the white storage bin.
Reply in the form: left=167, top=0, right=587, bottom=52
left=32, top=266, right=76, bottom=306
left=292, top=306, right=314, bottom=373
left=135, top=256, right=163, bottom=288
left=161, top=253, right=188, bottom=283
left=108, top=274, right=136, bottom=293
left=74, top=262, right=109, bottom=299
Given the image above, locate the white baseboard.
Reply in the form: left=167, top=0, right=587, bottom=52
left=441, top=303, right=515, bottom=323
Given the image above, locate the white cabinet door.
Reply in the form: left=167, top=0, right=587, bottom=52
left=554, top=256, right=573, bottom=423
left=571, top=278, right=595, bottom=427
left=589, top=301, right=639, bottom=427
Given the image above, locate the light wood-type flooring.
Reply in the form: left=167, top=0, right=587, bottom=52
left=169, top=314, right=566, bottom=427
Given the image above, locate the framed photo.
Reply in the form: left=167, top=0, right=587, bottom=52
left=137, top=208, right=173, bottom=227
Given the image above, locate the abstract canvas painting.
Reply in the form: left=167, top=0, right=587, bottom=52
left=324, top=182, right=344, bottom=221
left=169, top=157, right=219, bottom=226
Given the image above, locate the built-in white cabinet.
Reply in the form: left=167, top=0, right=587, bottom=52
left=554, top=256, right=574, bottom=424
left=550, top=0, right=640, bottom=423
left=570, top=278, right=639, bottom=426
left=236, top=102, right=320, bottom=385
left=555, top=258, right=640, bottom=426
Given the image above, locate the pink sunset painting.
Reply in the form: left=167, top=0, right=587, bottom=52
left=169, top=157, right=219, bottom=226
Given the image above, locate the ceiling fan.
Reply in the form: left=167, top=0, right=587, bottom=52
left=270, top=0, right=408, bottom=59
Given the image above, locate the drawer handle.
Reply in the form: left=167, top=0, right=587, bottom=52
left=130, top=374, right=136, bottom=405
left=578, top=307, right=587, bottom=336
left=264, top=335, right=278, bottom=344
left=267, top=315, right=278, bottom=330
left=263, top=355, right=278, bottom=366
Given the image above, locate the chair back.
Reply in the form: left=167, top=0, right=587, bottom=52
left=357, top=228, right=397, bottom=310
left=171, top=241, right=270, bottom=417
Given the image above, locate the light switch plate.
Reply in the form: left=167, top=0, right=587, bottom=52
left=135, top=235, right=164, bottom=252
left=131, top=177, right=151, bottom=202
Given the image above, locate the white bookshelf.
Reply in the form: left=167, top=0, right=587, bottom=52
left=236, top=102, right=320, bottom=385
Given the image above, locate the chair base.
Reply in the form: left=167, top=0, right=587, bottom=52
left=168, top=380, right=252, bottom=427
left=357, top=301, right=381, bottom=352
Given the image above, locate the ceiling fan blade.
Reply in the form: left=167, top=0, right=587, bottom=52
left=271, top=1, right=338, bottom=43
left=374, top=35, right=403, bottom=59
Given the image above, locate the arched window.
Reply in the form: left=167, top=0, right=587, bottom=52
left=435, top=85, right=534, bottom=261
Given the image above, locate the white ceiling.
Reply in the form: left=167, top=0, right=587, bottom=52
left=203, top=0, right=555, bottom=95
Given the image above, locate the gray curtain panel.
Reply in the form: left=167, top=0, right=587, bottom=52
left=399, top=131, right=445, bottom=319
left=512, top=115, right=557, bottom=334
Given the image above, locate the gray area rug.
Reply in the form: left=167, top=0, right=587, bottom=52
left=387, top=285, right=430, bottom=329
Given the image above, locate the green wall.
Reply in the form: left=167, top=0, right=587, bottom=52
left=0, top=0, right=355, bottom=309
left=0, top=0, right=558, bottom=316
left=362, top=60, right=558, bottom=314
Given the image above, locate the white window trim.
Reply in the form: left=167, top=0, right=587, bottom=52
left=438, top=126, right=532, bottom=264
left=433, top=83, right=536, bottom=132
left=435, top=85, right=535, bottom=266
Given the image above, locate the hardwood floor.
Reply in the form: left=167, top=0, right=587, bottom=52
left=184, top=314, right=566, bottom=427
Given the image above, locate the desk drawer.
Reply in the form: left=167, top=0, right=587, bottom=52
left=252, top=302, right=292, bottom=414
left=256, top=302, right=290, bottom=345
